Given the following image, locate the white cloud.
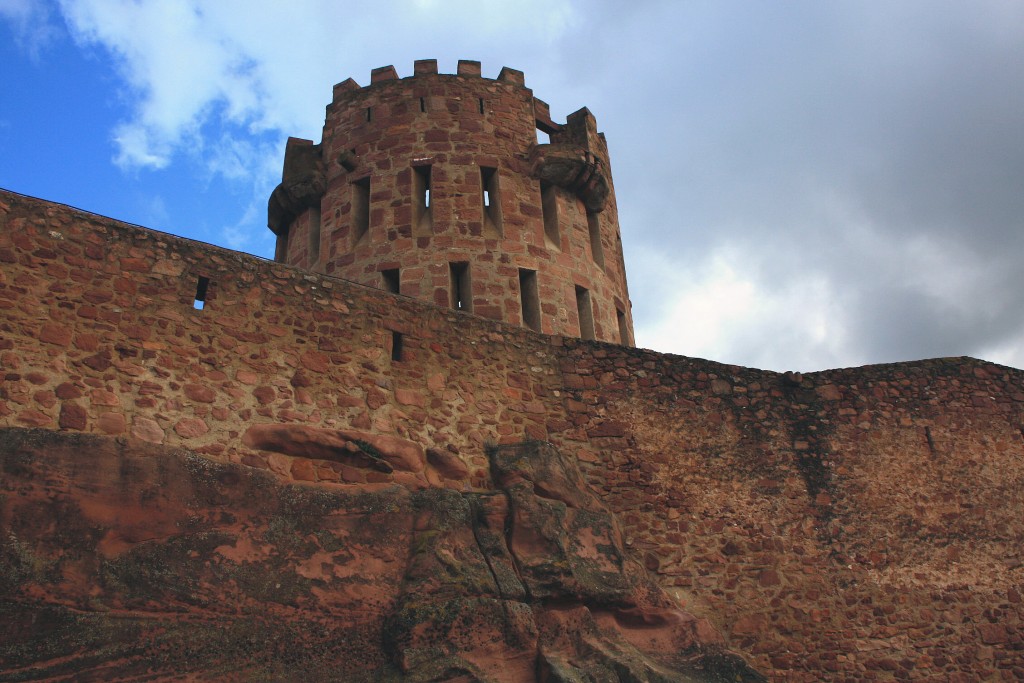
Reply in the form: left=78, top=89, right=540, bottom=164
left=56, top=0, right=579, bottom=170
left=0, top=0, right=59, bottom=57
left=633, top=245, right=848, bottom=371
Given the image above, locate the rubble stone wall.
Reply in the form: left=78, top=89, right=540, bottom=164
left=1, top=189, right=1022, bottom=680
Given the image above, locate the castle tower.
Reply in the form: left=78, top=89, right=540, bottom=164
left=268, top=59, right=633, bottom=345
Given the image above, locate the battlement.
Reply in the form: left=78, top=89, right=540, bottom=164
left=332, top=59, right=529, bottom=94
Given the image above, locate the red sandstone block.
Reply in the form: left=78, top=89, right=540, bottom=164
left=16, top=409, right=51, bottom=427
left=184, top=383, right=216, bottom=403
left=119, top=257, right=149, bottom=272
left=317, top=465, right=341, bottom=482
left=96, top=412, right=126, bottom=434
left=395, top=388, right=425, bottom=407
left=90, top=389, right=119, bottom=407
left=414, top=59, right=438, bottom=75
left=59, top=402, right=87, bottom=430
left=371, top=65, right=398, bottom=82
left=497, top=66, right=524, bottom=85
left=253, top=386, right=276, bottom=404
left=587, top=420, right=627, bottom=438
left=130, top=417, right=164, bottom=444
left=39, top=323, right=72, bottom=346
left=174, top=417, right=209, bottom=438
left=291, top=458, right=317, bottom=481
left=33, top=390, right=56, bottom=408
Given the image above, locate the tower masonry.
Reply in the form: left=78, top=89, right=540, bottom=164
left=268, top=59, right=633, bottom=345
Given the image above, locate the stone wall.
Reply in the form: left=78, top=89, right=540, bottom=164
left=1, top=189, right=1022, bottom=680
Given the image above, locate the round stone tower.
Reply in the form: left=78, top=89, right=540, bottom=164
left=268, top=59, right=633, bottom=345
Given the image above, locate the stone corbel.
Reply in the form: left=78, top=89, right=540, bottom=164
left=267, top=141, right=327, bottom=234
left=529, top=143, right=610, bottom=213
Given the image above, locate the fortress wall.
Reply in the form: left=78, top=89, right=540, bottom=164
left=0, top=190, right=569, bottom=490
left=2, top=189, right=1023, bottom=680
left=558, top=343, right=1024, bottom=680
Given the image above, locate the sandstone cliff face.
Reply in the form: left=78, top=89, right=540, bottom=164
left=0, top=428, right=763, bottom=682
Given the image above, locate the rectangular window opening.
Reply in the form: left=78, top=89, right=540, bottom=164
left=419, top=97, right=426, bottom=113
left=587, top=210, right=605, bottom=267
left=575, top=285, right=595, bottom=341
left=366, top=106, right=372, bottom=122
left=541, top=181, right=559, bottom=249
left=480, top=166, right=502, bottom=237
left=413, top=164, right=433, bottom=236
left=193, top=276, right=210, bottom=311
left=478, top=97, right=485, bottom=114
left=449, top=261, right=473, bottom=312
left=381, top=268, right=400, bottom=294
left=519, top=269, right=541, bottom=333
left=617, top=307, right=631, bottom=347
left=391, top=331, right=404, bottom=362
left=352, top=176, right=371, bottom=244
left=536, top=128, right=551, bottom=145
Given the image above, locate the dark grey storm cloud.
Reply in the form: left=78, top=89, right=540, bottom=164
left=541, top=1, right=1024, bottom=369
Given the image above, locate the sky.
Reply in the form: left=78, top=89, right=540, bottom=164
left=2, top=1, right=1023, bottom=373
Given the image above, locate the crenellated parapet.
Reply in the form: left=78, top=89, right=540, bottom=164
left=268, top=60, right=634, bottom=345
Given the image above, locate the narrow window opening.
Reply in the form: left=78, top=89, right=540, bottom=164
left=519, top=269, right=541, bottom=333
left=449, top=261, right=472, bottom=312
left=536, top=128, right=551, bottom=145
left=419, top=97, right=426, bottom=113
left=366, top=106, right=372, bottom=122
left=381, top=268, right=400, bottom=294
left=391, top=331, right=404, bottom=362
left=478, top=97, right=485, bottom=114
left=587, top=210, right=605, bottom=267
left=575, top=285, right=595, bottom=341
left=413, top=165, right=433, bottom=237
left=352, top=176, right=371, bottom=244
left=480, top=166, right=502, bottom=237
left=193, top=276, right=210, bottom=311
left=617, top=308, right=631, bottom=347
left=308, top=206, right=322, bottom=263
left=540, top=181, right=559, bottom=249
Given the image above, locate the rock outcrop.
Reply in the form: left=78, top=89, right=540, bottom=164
left=0, top=428, right=764, bottom=682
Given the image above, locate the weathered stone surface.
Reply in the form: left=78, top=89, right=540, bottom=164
left=242, top=424, right=429, bottom=475
left=529, top=143, right=610, bottom=212
left=0, top=429, right=761, bottom=682
left=426, top=447, right=469, bottom=480
left=267, top=138, right=325, bottom=235
left=2, top=187, right=1023, bottom=680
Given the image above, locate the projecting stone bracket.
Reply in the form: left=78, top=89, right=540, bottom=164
left=267, top=138, right=326, bottom=234
left=529, top=143, right=610, bottom=213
